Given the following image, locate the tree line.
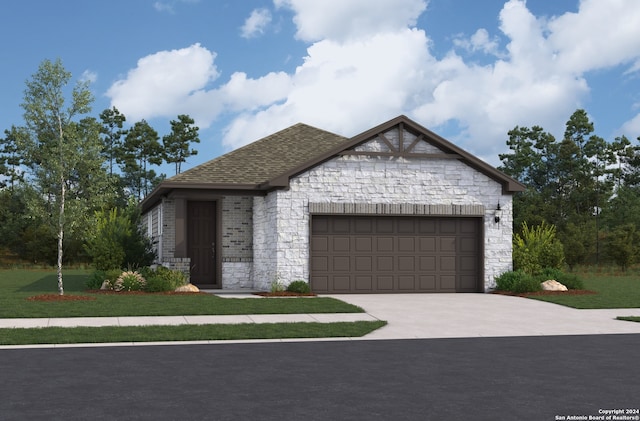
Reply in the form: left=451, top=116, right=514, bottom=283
left=0, top=59, right=200, bottom=292
left=499, top=109, right=640, bottom=270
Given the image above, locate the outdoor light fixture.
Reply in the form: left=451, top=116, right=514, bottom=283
left=494, top=203, right=502, bottom=223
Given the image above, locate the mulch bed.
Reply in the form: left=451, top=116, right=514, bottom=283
left=26, top=290, right=209, bottom=302
left=253, top=291, right=317, bottom=297
left=491, top=290, right=597, bottom=298
left=27, top=294, right=97, bottom=302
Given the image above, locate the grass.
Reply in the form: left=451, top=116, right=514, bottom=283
left=0, top=269, right=364, bottom=318
left=527, top=272, right=640, bottom=309
left=0, top=321, right=387, bottom=346
left=617, top=316, right=640, bottom=323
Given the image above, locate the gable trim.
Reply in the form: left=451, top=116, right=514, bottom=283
left=263, top=115, right=525, bottom=194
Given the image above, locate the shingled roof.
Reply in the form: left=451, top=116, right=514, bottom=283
left=168, top=123, right=347, bottom=185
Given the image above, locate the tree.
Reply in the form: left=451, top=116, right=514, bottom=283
left=605, top=224, right=640, bottom=271
left=121, top=120, right=164, bottom=200
left=0, top=126, right=27, bottom=189
left=162, top=114, right=200, bottom=175
left=99, top=106, right=127, bottom=176
left=20, top=58, right=110, bottom=294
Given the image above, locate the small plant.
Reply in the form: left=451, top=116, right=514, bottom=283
left=270, top=277, right=285, bottom=293
left=286, top=280, right=311, bottom=294
left=143, top=266, right=188, bottom=292
left=86, top=270, right=106, bottom=289
left=112, top=270, right=147, bottom=292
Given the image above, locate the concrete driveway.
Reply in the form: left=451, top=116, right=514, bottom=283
left=327, top=293, right=640, bottom=339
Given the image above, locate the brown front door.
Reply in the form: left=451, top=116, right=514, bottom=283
left=187, top=201, right=218, bottom=288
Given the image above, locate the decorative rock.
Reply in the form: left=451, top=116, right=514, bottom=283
left=541, top=280, right=568, bottom=291
left=175, top=283, right=200, bottom=293
left=100, top=280, right=110, bottom=290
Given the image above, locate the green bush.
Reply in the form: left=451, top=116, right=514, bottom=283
left=495, top=270, right=525, bottom=291
left=495, top=270, right=542, bottom=293
left=142, top=266, right=188, bottom=292
left=84, top=202, right=156, bottom=272
left=513, top=221, right=565, bottom=274
left=86, top=270, right=106, bottom=289
left=287, top=280, right=311, bottom=294
left=84, top=208, right=130, bottom=271
left=511, top=275, right=542, bottom=294
left=86, top=268, right=125, bottom=290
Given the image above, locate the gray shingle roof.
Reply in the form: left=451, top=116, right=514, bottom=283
left=166, top=123, right=348, bottom=186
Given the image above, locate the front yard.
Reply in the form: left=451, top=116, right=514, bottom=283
left=0, top=269, right=364, bottom=318
left=0, top=269, right=385, bottom=345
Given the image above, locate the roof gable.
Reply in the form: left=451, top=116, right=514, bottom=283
left=265, top=115, right=525, bottom=193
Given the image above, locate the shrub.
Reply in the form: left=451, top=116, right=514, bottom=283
left=513, top=221, right=565, bottom=274
left=287, top=280, right=311, bottom=294
left=112, top=271, right=146, bottom=292
left=86, top=268, right=123, bottom=290
left=511, top=275, right=542, bottom=294
left=495, top=270, right=526, bottom=291
left=495, top=270, right=542, bottom=293
left=84, top=201, right=156, bottom=272
left=143, top=266, right=188, bottom=292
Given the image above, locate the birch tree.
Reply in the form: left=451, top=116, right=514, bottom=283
left=21, top=58, right=108, bottom=295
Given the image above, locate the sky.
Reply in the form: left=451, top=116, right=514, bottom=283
left=1, top=0, right=640, bottom=176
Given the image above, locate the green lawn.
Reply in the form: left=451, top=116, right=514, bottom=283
left=617, top=316, right=640, bottom=323
left=0, top=269, right=364, bottom=318
left=0, top=321, right=387, bottom=346
left=0, top=269, right=385, bottom=345
left=527, top=274, right=640, bottom=309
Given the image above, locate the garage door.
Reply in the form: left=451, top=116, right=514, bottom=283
left=310, top=215, right=481, bottom=293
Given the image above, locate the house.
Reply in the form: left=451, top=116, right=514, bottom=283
left=140, top=115, right=525, bottom=293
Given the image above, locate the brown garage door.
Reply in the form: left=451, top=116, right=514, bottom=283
left=310, top=215, right=481, bottom=293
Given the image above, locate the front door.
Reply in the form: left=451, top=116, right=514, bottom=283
left=187, top=201, right=218, bottom=288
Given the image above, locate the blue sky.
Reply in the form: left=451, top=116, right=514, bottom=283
left=1, top=0, right=639, bottom=176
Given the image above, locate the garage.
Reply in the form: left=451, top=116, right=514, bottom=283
left=310, top=215, right=482, bottom=293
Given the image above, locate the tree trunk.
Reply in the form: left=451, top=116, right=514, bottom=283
left=57, top=116, right=65, bottom=296
left=57, top=178, right=65, bottom=295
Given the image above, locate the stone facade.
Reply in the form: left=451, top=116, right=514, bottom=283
left=250, top=127, right=513, bottom=291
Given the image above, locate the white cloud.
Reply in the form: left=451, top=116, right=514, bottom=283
left=453, top=28, right=503, bottom=57
left=273, top=0, right=427, bottom=42
left=106, top=43, right=219, bottom=123
left=620, top=113, right=640, bottom=138
left=154, top=0, right=199, bottom=14
left=107, top=0, right=640, bottom=166
left=241, top=8, right=273, bottom=38
left=548, top=0, right=640, bottom=74
left=80, top=70, right=97, bottom=84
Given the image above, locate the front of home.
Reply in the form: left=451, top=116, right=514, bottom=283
left=140, top=115, right=524, bottom=293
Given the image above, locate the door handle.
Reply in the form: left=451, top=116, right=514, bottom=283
left=211, top=242, right=215, bottom=256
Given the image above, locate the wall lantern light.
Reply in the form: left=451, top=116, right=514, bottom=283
left=494, top=203, right=502, bottom=223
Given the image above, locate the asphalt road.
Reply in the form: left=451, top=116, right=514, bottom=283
left=1, top=334, right=639, bottom=420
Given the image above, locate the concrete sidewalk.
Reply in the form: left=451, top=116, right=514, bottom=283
left=0, top=312, right=378, bottom=329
